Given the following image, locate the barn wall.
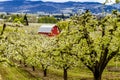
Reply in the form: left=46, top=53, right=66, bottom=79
left=51, top=26, right=60, bottom=35
left=38, top=25, right=60, bottom=37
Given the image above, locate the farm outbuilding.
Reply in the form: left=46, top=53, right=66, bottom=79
left=38, top=24, right=60, bottom=37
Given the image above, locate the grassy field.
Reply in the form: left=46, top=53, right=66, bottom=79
left=1, top=60, right=120, bottom=80
left=0, top=63, right=41, bottom=80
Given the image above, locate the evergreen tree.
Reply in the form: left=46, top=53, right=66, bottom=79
left=24, top=13, right=29, bottom=26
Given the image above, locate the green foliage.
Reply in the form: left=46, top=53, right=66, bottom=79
left=38, top=16, right=58, bottom=23
left=7, top=14, right=29, bottom=26
left=61, top=10, right=120, bottom=80
left=57, top=21, right=73, bottom=30
left=115, top=0, right=120, bottom=3
left=13, top=17, right=24, bottom=24
left=53, top=29, right=79, bottom=69
left=104, top=0, right=120, bottom=4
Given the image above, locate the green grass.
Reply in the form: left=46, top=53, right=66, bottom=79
left=0, top=63, right=41, bottom=80
left=107, top=59, right=120, bottom=67
left=1, top=61, right=120, bottom=80
left=45, top=65, right=93, bottom=80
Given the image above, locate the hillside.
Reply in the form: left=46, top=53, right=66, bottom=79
left=0, top=1, right=119, bottom=14
left=0, top=63, right=41, bottom=80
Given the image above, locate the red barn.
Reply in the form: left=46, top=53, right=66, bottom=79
left=38, top=24, right=60, bottom=37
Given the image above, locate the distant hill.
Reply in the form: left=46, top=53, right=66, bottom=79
left=0, top=0, right=119, bottom=14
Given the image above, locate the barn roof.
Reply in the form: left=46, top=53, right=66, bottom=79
left=38, top=24, right=56, bottom=33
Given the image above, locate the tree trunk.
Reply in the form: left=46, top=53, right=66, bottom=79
left=24, top=61, right=27, bottom=67
left=63, top=68, right=68, bottom=80
left=93, top=75, right=101, bottom=80
left=43, top=69, right=47, bottom=77
left=93, top=71, right=102, bottom=80
left=32, top=66, right=35, bottom=71
left=19, top=60, right=22, bottom=64
left=1, top=24, right=6, bottom=35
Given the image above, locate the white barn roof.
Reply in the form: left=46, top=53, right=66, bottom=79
left=38, top=24, right=56, bottom=33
